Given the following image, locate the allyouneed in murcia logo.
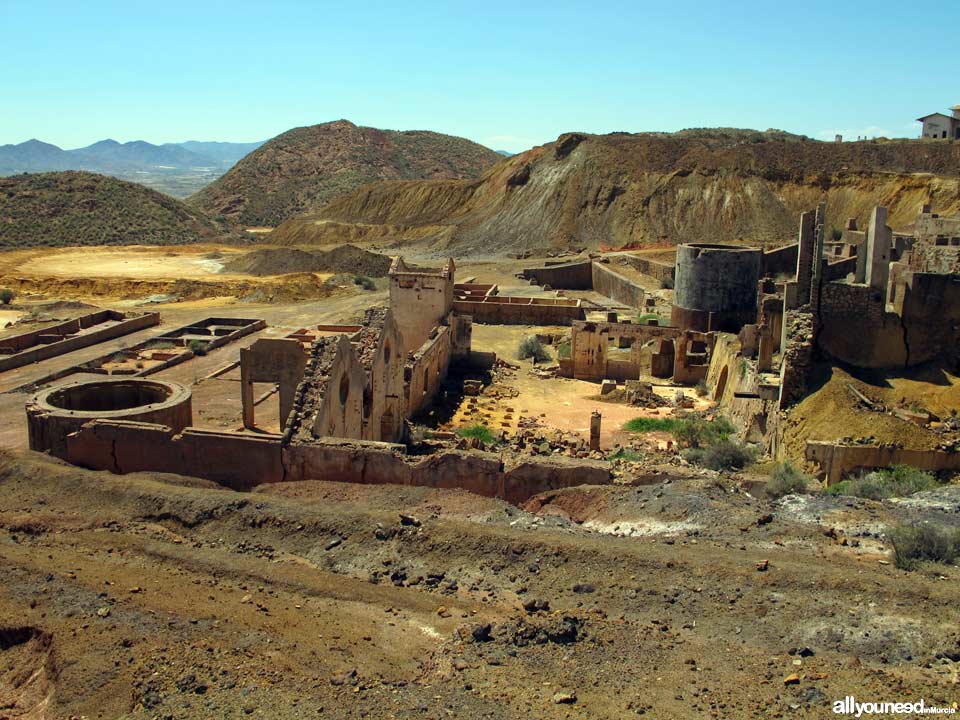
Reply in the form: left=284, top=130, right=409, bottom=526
left=833, top=696, right=957, bottom=716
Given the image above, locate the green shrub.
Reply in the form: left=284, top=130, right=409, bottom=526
left=673, top=415, right=735, bottom=449
left=697, top=439, right=755, bottom=471
left=556, top=338, right=571, bottom=359
left=766, top=462, right=810, bottom=498
left=457, top=423, right=496, bottom=445
left=694, top=379, right=708, bottom=397
left=608, top=448, right=644, bottom=462
left=188, top=339, right=208, bottom=356
left=636, top=313, right=660, bottom=325
left=353, top=275, right=375, bottom=291
left=622, top=417, right=684, bottom=434
left=518, top=336, right=551, bottom=363
left=0, top=289, right=14, bottom=305
left=889, top=523, right=960, bottom=570
left=827, top=465, right=939, bottom=500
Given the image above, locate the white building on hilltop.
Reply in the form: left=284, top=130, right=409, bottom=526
left=917, top=105, right=960, bottom=139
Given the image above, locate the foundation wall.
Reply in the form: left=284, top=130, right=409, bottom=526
left=59, top=421, right=611, bottom=503
left=806, top=440, right=960, bottom=485
left=0, top=311, right=159, bottom=372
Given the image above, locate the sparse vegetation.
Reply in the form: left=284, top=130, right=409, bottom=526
left=636, top=313, right=661, bottom=325
left=765, top=461, right=811, bottom=498
left=694, top=379, right=708, bottom=397
left=188, top=339, right=208, bottom=356
left=622, top=417, right=685, bottom=434
left=517, top=336, right=551, bottom=363
left=0, top=172, right=223, bottom=248
left=353, top=274, right=376, bottom=291
left=608, top=448, right=644, bottom=462
left=687, top=439, right=756, bottom=471
left=673, top=415, right=735, bottom=449
left=457, top=423, right=496, bottom=445
left=0, top=288, right=14, bottom=305
left=831, top=226, right=843, bottom=241
left=556, top=338, right=571, bottom=359
left=888, top=523, right=960, bottom=570
left=827, top=465, right=940, bottom=500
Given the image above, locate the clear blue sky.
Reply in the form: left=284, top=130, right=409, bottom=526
left=2, top=0, right=957, bottom=152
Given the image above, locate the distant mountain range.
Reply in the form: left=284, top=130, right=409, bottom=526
left=0, top=138, right=263, bottom=173
left=0, top=138, right=265, bottom=197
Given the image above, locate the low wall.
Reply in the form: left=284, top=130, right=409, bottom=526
left=0, top=311, right=159, bottom=373
left=761, top=244, right=799, bottom=277
left=59, top=420, right=612, bottom=503
left=806, top=440, right=960, bottom=485
left=453, top=297, right=583, bottom=325
left=591, top=263, right=645, bottom=308
left=616, top=255, right=675, bottom=284
left=520, top=261, right=593, bottom=289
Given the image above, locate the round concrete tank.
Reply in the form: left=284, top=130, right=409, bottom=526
left=671, top=243, right=762, bottom=333
left=26, top=378, right=192, bottom=458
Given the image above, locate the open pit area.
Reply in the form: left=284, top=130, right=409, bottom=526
left=0, top=231, right=958, bottom=719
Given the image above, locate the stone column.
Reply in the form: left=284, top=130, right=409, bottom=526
left=794, top=210, right=815, bottom=308
left=758, top=324, right=774, bottom=372
left=239, top=347, right=255, bottom=430
left=589, top=411, right=602, bottom=451
left=865, top=206, right=892, bottom=293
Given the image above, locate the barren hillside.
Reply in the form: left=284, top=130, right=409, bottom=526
left=187, top=120, right=503, bottom=226
left=269, top=130, right=960, bottom=254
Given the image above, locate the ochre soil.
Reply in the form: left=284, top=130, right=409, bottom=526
left=0, top=451, right=957, bottom=719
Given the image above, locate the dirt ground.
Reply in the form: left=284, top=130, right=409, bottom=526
left=0, top=247, right=958, bottom=718
left=1, top=450, right=957, bottom=719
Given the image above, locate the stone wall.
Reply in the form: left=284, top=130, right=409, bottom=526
left=0, top=311, right=159, bottom=372
left=60, top=420, right=611, bottom=503
left=405, top=326, right=452, bottom=416
left=760, top=244, right=799, bottom=278
left=806, top=440, right=960, bottom=485
left=591, top=263, right=645, bottom=308
left=615, top=255, right=675, bottom=284
left=519, top=260, right=593, bottom=290
left=453, top=296, right=584, bottom=325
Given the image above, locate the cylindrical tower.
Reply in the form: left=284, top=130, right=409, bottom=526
left=671, top=243, right=762, bottom=333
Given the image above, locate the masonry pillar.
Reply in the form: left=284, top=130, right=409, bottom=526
left=794, top=210, right=815, bottom=308
left=865, top=206, right=892, bottom=294
left=809, top=201, right=827, bottom=317
left=758, top=324, right=774, bottom=372
left=240, top=347, right=255, bottom=430
left=589, top=411, right=601, bottom=451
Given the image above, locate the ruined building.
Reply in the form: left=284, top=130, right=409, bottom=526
left=26, top=256, right=606, bottom=503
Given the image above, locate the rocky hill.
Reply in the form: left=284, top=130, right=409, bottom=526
left=0, top=171, right=230, bottom=248
left=187, top=120, right=503, bottom=226
left=269, top=130, right=960, bottom=254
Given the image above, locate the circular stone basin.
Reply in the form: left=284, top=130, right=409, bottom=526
left=27, top=378, right=193, bottom=459
left=46, top=379, right=174, bottom=413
